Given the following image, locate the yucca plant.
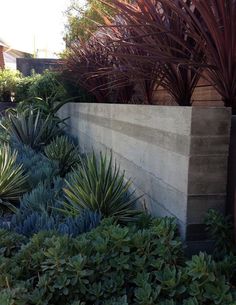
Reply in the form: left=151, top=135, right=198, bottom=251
left=44, top=136, right=80, bottom=177
left=6, top=109, right=63, bottom=150
left=63, top=152, right=141, bottom=223
left=0, top=145, right=28, bottom=208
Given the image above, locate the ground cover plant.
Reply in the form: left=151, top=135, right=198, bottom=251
left=0, top=217, right=236, bottom=305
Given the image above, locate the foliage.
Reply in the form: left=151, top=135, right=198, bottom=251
left=0, top=229, right=26, bottom=257
left=205, top=209, right=235, bottom=258
left=0, top=69, right=22, bottom=102
left=64, top=35, right=134, bottom=103
left=6, top=108, right=63, bottom=150
left=13, top=142, right=58, bottom=188
left=64, top=0, right=116, bottom=45
left=204, top=210, right=236, bottom=284
left=44, top=135, right=80, bottom=177
left=175, top=0, right=236, bottom=111
left=98, top=0, right=204, bottom=105
left=59, top=71, right=97, bottom=103
left=0, top=145, right=28, bottom=210
left=63, top=151, right=141, bottom=222
left=7, top=210, right=101, bottom=238
left=0, top=175, right=101, bottom=237
left=0, top=218, right=235, bottom=304
left=0, top=116, right=10, bottom=144
left=64, top=0, right=236, bottom=108
left=14, top=73, right=39, bottom=102
left=27, top=70, right=67, bottom=101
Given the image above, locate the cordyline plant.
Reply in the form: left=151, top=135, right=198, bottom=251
left=182, top=0, right=236, bottom=112
left=65, top=35, right=134, bottom=103
left=97, top=19, right=162, bottom=104
left=99, top=0, right=205, bottom=106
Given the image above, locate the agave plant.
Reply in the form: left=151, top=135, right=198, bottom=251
left=6, top=109, right=63, bottom=150
left=0, top=145, right=28, bottom=207
left=44, top=136, right=80, bottom=177
left=63, top=152, right=141, bottom=223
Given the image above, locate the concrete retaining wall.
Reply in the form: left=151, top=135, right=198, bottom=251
left=58, top=103, right=231, bottom=243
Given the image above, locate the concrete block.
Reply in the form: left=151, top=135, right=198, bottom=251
left=58, top=103, right=231, bottom=243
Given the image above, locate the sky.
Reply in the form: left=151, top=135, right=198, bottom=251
left=0, top=0, right=86, bottom=58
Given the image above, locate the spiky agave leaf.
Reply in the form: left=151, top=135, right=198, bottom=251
left=7, top=109, right=63, bottom=149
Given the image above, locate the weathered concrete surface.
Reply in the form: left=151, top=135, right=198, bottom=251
left=58, top=103, right=231, bottom=241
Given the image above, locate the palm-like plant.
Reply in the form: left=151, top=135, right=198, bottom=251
left=63, top=152, right=141, bottom=223
left=100, top=0, right=204, bottom=105
left=187, top=0, right=236, bottom=111
left=0, top=145, right=28, bottom=206
left=44, top=136, right=80, bottom=177
left=65, top=35, right=135, bottom=104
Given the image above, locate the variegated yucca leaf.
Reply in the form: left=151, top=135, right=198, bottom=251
left=0, top=145, right=28, bottom=204
left=63, top=151, right=141, bottom=223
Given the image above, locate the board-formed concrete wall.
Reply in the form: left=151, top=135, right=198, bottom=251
left=58, top=103, right=231, bottom=243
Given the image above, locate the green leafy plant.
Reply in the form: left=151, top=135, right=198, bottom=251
left=0, top=145, right=28, bottom=207
left=27, top=70, right=66, bottom=101
left=205, top=209, right=235, bottom=258
left=0, top=69, right=22, bottom=102
left=6, top=109, right=63, bottom=150
left=63, top=152, right=141, bottom=222
left=0, top=218, right=235, bottom=304
left=0, top=229, right=26, bottom=257
left=44, top=135, right=80, bottom=176
left=14, top=73, right=39, bottom=102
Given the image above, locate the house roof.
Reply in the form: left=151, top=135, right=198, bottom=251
left=0, top=37, right=8, bottom=48
left=0, top=37, right=32, bottom=57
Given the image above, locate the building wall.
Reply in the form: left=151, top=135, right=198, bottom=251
left=58, top=103, right=231, bottom=246
left=17, top=58, right=61, bottom=76
left=0, top=45, right=5, bottom=69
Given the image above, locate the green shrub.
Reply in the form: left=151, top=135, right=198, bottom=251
left=205, top=209, right=235, bottom=259
left=14, top=74, right=38, bottom=102
left=0, top=69, right=22, bottom=102
left=0, top=145, right=28, bottom=210
left=0, top=229, right=26, bottom=257
left=63, top=152, right=141, bottom=222
left=44, top=135, right=80, bottom=176
left=0, top=218, right=235, bottom=304
left=28, top=70, right=66, bottom=101
left=205, top=209, right=236, bottom=285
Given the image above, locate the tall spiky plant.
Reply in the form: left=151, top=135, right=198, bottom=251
left=0, top=145, right=28, bottom=207
left=141, top=0, right=236, bottom=109
left=65, top=36, right=134, bottom=103
left=99, top=0, right=205, bottom=105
